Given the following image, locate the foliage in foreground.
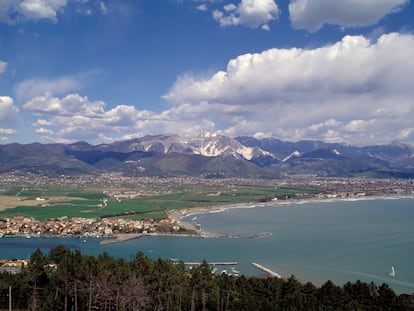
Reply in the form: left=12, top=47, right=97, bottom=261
left=0, top=246, right=413, bottom=311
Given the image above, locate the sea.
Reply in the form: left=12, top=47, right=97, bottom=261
left=1, top=196, right=414, bottom=294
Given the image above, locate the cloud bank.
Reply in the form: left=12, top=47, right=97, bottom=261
left=15, top=33, right=414, bottom=145
left=191, top=0, right=410, bottom=32
left=23, top=92, right=217, bottom=143
left=164, top=33, right=414, bottom=145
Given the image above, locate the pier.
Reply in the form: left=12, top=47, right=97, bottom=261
left=252, top=262, right=282, bottom=278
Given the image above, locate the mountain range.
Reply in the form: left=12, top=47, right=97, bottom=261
left=1, top=132, right=414, bottom=178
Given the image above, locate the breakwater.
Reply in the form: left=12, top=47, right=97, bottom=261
left=252, top=262, right=282, bottom=278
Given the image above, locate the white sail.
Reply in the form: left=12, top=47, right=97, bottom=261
left=389, top=266, right=396, bottom=277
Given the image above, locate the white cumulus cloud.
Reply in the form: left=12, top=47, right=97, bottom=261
left=0, top=0, right=106, bottom=24
left=0, top=96, right=19, bottom=141
left=0, top=0, right=67, bottom=24
left=35, top=127, right=54, bottom=134
left=0, top=96, right=19, bottom=121
left=213, top=0, right=279, bottom=29
left=0, top=128, right=17, bottom=135
left=164, top=33, right=414, bottom=145
left=289, top=0, right=410, bottom=32
left=23, top=92, right=105, bottom=116
left=18, top=0, right=67, bottom=22
left=23, top=92, right=219, bottom=143
left=196, top=3, right=208, bottom=11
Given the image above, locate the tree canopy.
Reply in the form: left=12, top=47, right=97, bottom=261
left=0, top=246, right=413, bottom=310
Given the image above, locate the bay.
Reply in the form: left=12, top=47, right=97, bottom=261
left=1, top=196, right=414, bottom=294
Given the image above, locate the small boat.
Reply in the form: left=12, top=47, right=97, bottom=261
left=231, top=267, right=240, bottom=274
left=389, top=266, right=396, bottom=277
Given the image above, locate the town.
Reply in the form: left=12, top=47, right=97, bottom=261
left=0, top=213, right=188, bottom=239
left=1, top=171, right=414, bottom=196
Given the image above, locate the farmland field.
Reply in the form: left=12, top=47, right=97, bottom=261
left=0, top=185, right=318, bottom=221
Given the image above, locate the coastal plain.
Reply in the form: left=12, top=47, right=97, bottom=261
left=0, top=181, right=317, bottom=221
left=1, top=175, right=413, bottom=240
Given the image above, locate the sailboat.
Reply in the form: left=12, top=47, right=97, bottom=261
left=389, top=266, right=396, bottom=277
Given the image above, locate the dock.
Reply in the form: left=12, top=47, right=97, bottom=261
left=251, top=262, right=282, bottom=278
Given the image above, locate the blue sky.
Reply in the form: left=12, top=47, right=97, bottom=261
left=0, top=0, right=413, bottom=146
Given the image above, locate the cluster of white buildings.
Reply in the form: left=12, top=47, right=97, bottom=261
left=0, top=215, right=161, bottom=237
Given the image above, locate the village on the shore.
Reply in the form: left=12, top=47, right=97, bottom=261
left=0, top=213, right=189, bottom=239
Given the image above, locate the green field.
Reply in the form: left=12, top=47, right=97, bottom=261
left=0, top=186, right=319, bottom=221
left=2, top=187, right=107, bottom=200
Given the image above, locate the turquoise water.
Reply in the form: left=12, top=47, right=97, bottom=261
left=1, top=197, right=414, bottom=294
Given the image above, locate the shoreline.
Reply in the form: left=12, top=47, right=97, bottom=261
left=2, top=194, right=412, bottom=245
left=169, top=193, right=414, bottom=228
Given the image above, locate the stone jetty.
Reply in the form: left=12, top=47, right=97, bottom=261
left=252, top=262, right=282, bottom=278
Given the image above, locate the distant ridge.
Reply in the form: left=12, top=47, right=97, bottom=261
left=1, top=133, right=414, bottom=178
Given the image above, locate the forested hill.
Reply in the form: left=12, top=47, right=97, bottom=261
left=1, top=246, right=413, bottom=310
